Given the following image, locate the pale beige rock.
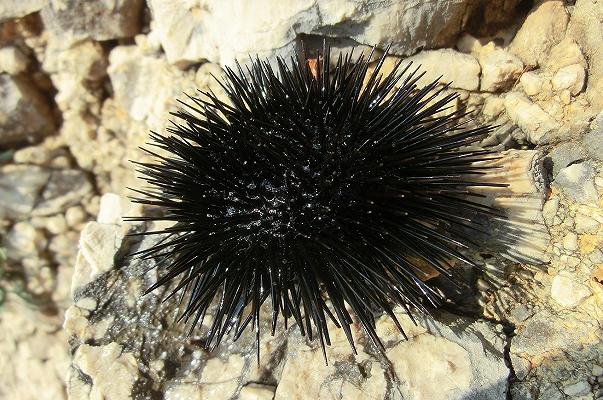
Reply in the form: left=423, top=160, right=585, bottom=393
left=551, top=272, right=591, bottom=308
left=400, top=49, right=481, bottom=90
left=73, top=343, right=139, bottom=400
left=519, top=71, right=544, bottom=97
left=543, top=37, right=587, bottom=72
left=456, top=33, right=483, bottom=55
left=65, top=205, right=88, bottom=228
left=71, top=222, right=123, bottom=295
left=165, top=384, right=203, bottom=400
left=97, top=193, right=134, bottom=225
left=0, top=0, right=45, bottom=21
left=148, top=0, right=481, bottom=66
left=479, top=48, right=524, bottom=92
left=562, top=232, right=579, bottom=251
left=32, top=169, right=93, bottom=216
left=0, top=75, right=55, bottom=145
left=2, top=221, right=45, bottom=260
left=551, top=64, right=586, bottom=95
left=41, top=0, right=143, bottom=43
left=240, top=384, right=276, bottom=400
left=0, top=46, right=29, bottom=75
left=481, top=96, right=505, bottom=119
left=504, top=92, right=559, bottom=144
left=510, top=1, right=569, bottom=66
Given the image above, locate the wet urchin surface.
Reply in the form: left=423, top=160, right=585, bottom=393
left=128, top=44, right=506, bottom=361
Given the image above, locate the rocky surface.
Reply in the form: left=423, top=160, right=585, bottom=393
left=0, top=0, right=601, bottom=399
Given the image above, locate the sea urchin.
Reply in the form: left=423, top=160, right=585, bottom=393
left=129, top=44, right=505, bottom=361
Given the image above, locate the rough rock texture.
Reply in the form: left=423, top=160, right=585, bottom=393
left=65, top=215, right=510, bottom=400
left=0, top=0, right=45, bottom=22
left=148, top=0, right=526, bottom=66
left=0, top=74, right=54, bottom=145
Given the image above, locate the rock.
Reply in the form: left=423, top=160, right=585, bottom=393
left=71, top=222, right=123, bottom=295
left=148, top=0, right=514, bottom=66
left=97, top=193, right=134, bottom=225
left=504, top=92, right=559, bottom=145
left=41, top=0, right=144, bottom=43
left=562, top=380, right=591, bottom=397
left=551, top=64, right=586, bottom=95
left=2, top=222, right=45, bottom=260
left=71, top=343, right=139, bottom=400
left=554, top=162, right=598, bottom=203
left=583, top=113, right=603, bottom=161
left=551, top=272, right=591, bottom=308
left=543, top=37, right=587, bottom=72
left=479, top=48, right=524, bottom=92
left=574, top=213, right=599, bottom=234
left=0, top=46, right=29, bottom=75
left=546, top=142, right=586, bottom=177
left=456, top=33, right=484, bottom=55
left=32, top=169, right=93, bottom=216
left=509, top=1, right=569, bottom=66
left=568, top=0, right=603, bottom=112
left=400, top=49, right=481, bottom=91
left=0, top=165, right=50, bottom=219
left=0, top=0, right=45, bottom=21
left=240, top=384, right=276, bottom=400
left=519, top=71, right=543, bottom=97
left=562, top=232, right=578, bottom=251
left=0, top=75, right=55, bottom=145
left=481, top=96, right=505, bottom=120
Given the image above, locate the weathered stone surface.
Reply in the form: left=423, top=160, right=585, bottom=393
left=41, top=0, right=143, bottom=42
left=554, top=162, right=598, bottom=203
left=551, top=64, right=586, bottom=95
left=479, top=47, right=523, bottom=92
left=0, top=74, right=54, bottom=145
left=583, top=112, right=603, bottom=161
left=550, top=271, right=591, bottom=308
left=504, top=92, right=559, bottom=145
left=148, top=0, right=521, bottom=66
left=0, top=0, right=45, bottom=22
left=510, top=1, right=569, bottom=66
left=0, top=46, right=29, bottom=75
left=546, top=142, right=587, bottom=177
left=32, top=169, right=93, bottom=216
left=0, top=164, right=50, bottom=219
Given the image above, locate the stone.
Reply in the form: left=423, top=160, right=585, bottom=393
left=519, top=71, right=543, bottom=97
left=72, top=343, right=139, bottom=400
left=546, top=142, right=586, bottom=177
left=583, top=113, right=603, bottom=161
left=479, top=48, right=524, bottom=92
left=542, top=197, right=560, bottom=227
left=551, top=272, right=591, bottom=308
left=240, top=384, right=276, bottom=400
left=568, top=0, right=603, bottom=112
left=399, top=49, right=480, bottom=91
left=574, top=213, right=599, bottom=234
left=0, top=0, right=45, bottom=21
left=2, top=222, right=45, bottom=260
left=0, top=165, right=50, bottom=219
left=551, top=64, right=586, bottom=95
left=65, top=206, right=88, bottom=228
left=0, top=75, right=55, bottom=145
left=148, top=0, right=511, bottom=67
left=456, top=33, right=483, bottom=55
left=32, top=169, right=93, bottom=216
left=563, top=381, right=591, bottom=397
left=71, top=222, right=123, bottom=295
left=97, top=193, right=134, bottom=225
left=554, top=162, right=598, bottom=203
left=510, top=1, right=569, bottom=66
left=504, top=92, right=559, bottom=145
left=41, top=0, right=144, bottom=43
left=481, top=96, right=505, bottom=120
left=0, top=46, right=29, bottom=75
left=562, top=232, right=578, bottom=251
left=543, top=37, right=587, bottom=72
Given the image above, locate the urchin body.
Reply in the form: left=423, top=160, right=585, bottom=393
left=130, top=45, right=503, bottom=359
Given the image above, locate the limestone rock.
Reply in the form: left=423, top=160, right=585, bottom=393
left=554, top=162, right=598, bottom=203
left=0, top=0, right=45, bottom=22
left=551, top=64, right=586, bottom=95
left=0, top=74, right=55, bottom=145
left=41, top=0, right=143, bottom=43
left=148, top=0, right=518, bottom=66
left=479, top=48, right=524, bottom=92
left=399, top=49, right=481, bottom=91
left=504, top=92, right=559, bottom=145
left=0, top=164, right=50, bottom=219
left=583, top=112, right=603, bottom=161
left=519, top=71, right=543, bottom=97
left=546, top=142, right=587, bottom=177
left=510, top=1, right=569, bottom=66
left=550, top=271, right=591, bottom=308
left=0, top=46, right=29, bottom=75
left=32, top=169, right=93, bottom=216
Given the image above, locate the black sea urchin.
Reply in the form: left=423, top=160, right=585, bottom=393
left=129, top=44, right=505, bottom=360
